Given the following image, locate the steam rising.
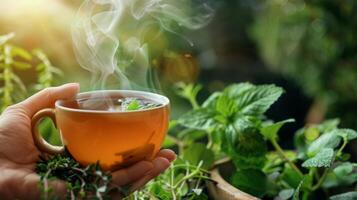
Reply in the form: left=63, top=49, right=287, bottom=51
left=72, top=0, right=214, bottom=91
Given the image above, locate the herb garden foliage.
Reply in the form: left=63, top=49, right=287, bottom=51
left=0, top=33, right=62, bottom=111
left=36, top=151, right=115, bottom=200
left=176, top=83, right=357, bottom=199
left=251, top=0, right=357, bottom=126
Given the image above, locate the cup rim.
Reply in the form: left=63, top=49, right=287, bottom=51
left=55, top=90, right=170, bottom=114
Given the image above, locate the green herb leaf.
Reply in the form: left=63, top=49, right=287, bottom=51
left=307, top=132, right=341, bottom=157
left=225, top=126, right=267, bottom=169
left=126, top=99, right=141, bottom=110
left=278, top=189, right=295, bottom=200
left=330, top=192, right=357, bottom=200
left=202, top=92, right=221, bottom=109
left=178, top=108, right=219, bottom=131
left=260, top=119, right=295, bottom=140
left=226, top=84, right=283, bottom=116
left=302, top=148, right=334, bottom=168
left=333, top=128, right=357, bottom=141
left=231, top=169, right=267, bottom=197
left=317, top=119, right=340, bottom=132
left=182, top=143, right=214, bottom=169
left=215, top=93, right=238, bottom=119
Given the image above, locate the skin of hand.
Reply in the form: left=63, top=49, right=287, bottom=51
left=0, top=83, right=176, bottom=199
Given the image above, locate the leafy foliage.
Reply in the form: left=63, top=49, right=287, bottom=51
left=36, top=151, right=117, bottom=200
left=302, top=148, right=334, bottom=168
left=231, top=169, right=267, bottom=197
left=0, top=33, right=62, bottom=111
left=125, top=159, right=210, bottom=200
left=330, top=192, right=357, bottom=200
left=175, top=83, right=357, bottom=199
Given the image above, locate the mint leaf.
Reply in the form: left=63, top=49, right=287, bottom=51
left=182, top=143, right=214, bottom=169
left=260, top=119, right=295, bottom=140
left=332, top=162, right=357, bottom=186
left=231, top=169, right=267, bottom=197
left=330, top=192, right=357, bottom=200
left=317, top=119, right=340, bottom=132
left=202, top=92, right=221, bottom=109
left=333, top=128, right=357, bottom=141
left=333, top=162, right=353, bottom=177
left=307, top=132, right=341, bottom=157
left=126, top=99, right=140, bottom=111
left=225, top=126, right=267, bottom=169
left=215, top=93, right=238, bottom=119
left=302, top=148, right=334, bottom=168
left=279, top=189, right=294, bottom=200
left=225, top=83, right=255, bottom=98
left=178, top=108, right=219, bottom=131
left=226, top=84, right=283, bottom=116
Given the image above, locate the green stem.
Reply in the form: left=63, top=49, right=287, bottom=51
left=311, top=137, right=348, bottom=191
left=337, top=137, right=348, bottom=156
left=312, top=168, right=328, bottom=191
left=270, top=139, right=304, bottom=177
left=189, top=97, right=199, bottom=109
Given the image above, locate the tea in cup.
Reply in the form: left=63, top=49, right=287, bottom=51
left=31, top=90, right=170, bottom=171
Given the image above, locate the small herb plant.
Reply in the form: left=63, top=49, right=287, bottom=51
left=0, top=33, right=62, bottom=111
left=36, top=150, right=120, bottom=200
left=125, top=158, right=210, bottom=200
left=175, top=82, right=357, bottom=199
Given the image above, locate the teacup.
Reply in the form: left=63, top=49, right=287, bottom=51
left=31, top=90, right=170, bottom=171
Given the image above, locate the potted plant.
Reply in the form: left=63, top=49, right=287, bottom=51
left=174, top=82, right=357, bottom=200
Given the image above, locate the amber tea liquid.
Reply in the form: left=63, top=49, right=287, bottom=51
left=55, top=91, right=169, bottom=170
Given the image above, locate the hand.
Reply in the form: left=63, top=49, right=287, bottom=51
left=0, top=83, right=176, bottom=199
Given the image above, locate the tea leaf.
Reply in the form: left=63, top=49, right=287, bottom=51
left=36, top=151, right=114, bottom=199
left=330, top=192, right=357, bottom=200
left=260, top=119, right=295, bottom=140
left=126, top=99, right=141, bottom=110
left=302, top=148, right=334, bottom=168
left=231, top=169, right=267, bottom=197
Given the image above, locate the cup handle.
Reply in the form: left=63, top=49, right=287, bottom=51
left=31, top=108, right=65, bottom=154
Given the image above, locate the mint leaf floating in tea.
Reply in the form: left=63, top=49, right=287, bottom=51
left=121, top=97, right=161, bottom=111
left=125, top=98, right=141, bottom=111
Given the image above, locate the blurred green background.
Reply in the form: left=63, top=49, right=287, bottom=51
left=0, top=0, right=356, bottom=159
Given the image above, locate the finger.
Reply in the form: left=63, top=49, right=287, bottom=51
left=129, top=157, right=171, bottom=192
left=111, top=161, right=154, bottom=187
left=3, top=170, right=66, bottom=200
left=156, top=149, right=176, bottom=162
left=20, top=83, right=80, bottom=117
